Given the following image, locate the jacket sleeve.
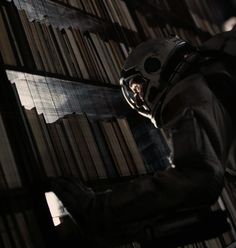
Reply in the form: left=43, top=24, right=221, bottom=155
left=109, top=107, right=226, bottom=224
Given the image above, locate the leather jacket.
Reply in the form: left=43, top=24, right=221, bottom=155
left=88, top=72, right=234, bottom=248
left=52, top=29, right=236, bottom=247
left=109, top=73, right=233, bottom=223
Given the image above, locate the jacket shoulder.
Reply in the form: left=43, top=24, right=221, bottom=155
left=199, top=27, right=236, bottom=56
left=160, top=74, right=212, bottom=126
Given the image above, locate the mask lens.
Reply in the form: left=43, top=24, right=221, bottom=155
left=144, top=57, right=161, bottom=73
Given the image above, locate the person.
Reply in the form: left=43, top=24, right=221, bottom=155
left=50, top=27, right=236, bottom=247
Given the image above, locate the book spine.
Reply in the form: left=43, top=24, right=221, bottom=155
left=0, top=8, right=18, bottom=66
left=3, top=2, right=35, bottom=68
left=76, top=113, right=108, bottom=179
left=0, top=114, right=22, bottom=189
left=47, top=122, right=71, bottom=176
left=89, top=119, right=119, bottom=178
left=68, top=115, right=98, bottom=180
left=60, top=117, right=88, bottom=180
left=111, top=118, right=137, bottom=175
left=116, top=118, right=147, bottom=175
left=23, top=108, right=58, bottom=177
left=99, top=119, right=131, bottom=177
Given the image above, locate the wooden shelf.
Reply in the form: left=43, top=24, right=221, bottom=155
left=3, top=0, right=105, bottom=32
left=5, top=65, right=121, bottom=89
left=50, top=0, right=107, bottom=24
left=4, top=0, right=141, bottom=44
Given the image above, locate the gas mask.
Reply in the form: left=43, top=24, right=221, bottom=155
left=120, top=36, right=195, bottom=126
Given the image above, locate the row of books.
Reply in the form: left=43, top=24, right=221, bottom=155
left=0, top=3, right=136, bottom=85
left=135, top=0, right=193, bottom=26
left=8, top=71, right=171, bottom=174
left=210, top=196, right=236, bottom=248
left=11, top=0, right=140, bottom=53
left=182, top=0, right=222, bottom=35
left=23, top=107, right=148, bottom=181
left=0, top=105, right=148, bottom=190
left=53, top=0, right=138, bottom=32
left=135, top=10, right=202, bottom=46
left=0, top=209, right=47, bottom=248
left=150, top=0, right=223, bottom=35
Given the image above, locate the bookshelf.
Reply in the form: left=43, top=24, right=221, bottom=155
left=126, top=0, right=231, bottom=46
left=0, top=0, right=236, bottom=247
left=0, top=0, right=141, bottom=86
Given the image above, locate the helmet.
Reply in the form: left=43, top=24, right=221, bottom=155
left=120, top=36, right=195, bottom=126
